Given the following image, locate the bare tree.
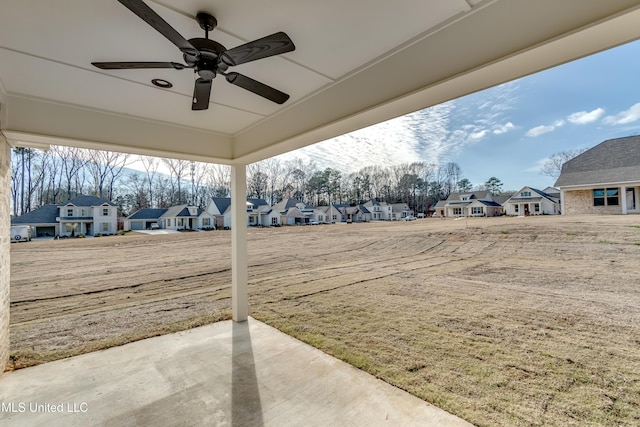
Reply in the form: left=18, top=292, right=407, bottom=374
left=541, top=149, right=589, bottom=180
left=206, top=164, right=230, bottom=198
left=141, top=156, right=159, bottom=207
left=86, top=149, right=129, bottom=199
left=162, top=158, right=190, bottom=204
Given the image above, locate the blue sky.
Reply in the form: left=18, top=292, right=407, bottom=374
left=278, top=39, right=640, bottom=191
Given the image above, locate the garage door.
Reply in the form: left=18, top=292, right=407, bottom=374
left=131, top=221, right=144, bottom=230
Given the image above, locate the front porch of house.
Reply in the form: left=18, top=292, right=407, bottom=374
left=0, top=318, right=471, bottom=427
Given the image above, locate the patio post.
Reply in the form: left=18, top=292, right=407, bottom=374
left=621, top=186, right=627, bottom=215
left=231, top=164, right=248, bottom=322
left=0, top=134, right=10, bottom=370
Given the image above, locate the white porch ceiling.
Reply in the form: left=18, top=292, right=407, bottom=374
left=1, top=0, right=640, bottom=165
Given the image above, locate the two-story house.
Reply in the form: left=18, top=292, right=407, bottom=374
left=11, top=195, right=118, bottom=237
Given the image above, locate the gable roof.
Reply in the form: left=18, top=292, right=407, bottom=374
left=271, top=198, right=301, bottom=213
left=555, top=135, right=640, bottom=187
left=62, top=195, right=116, bottom=207
left=445, top=191, right=491, bottom=202
left=127, top=208, right=168, bottom=220
left=11, top=204, right=59, bottom=224
left=161, top=205, right=201, bottom=218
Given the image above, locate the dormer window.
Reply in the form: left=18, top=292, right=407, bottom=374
left=461, top=196, right=468, bottom=201
left=67, top=208, right=73, bottom=216
left=521, top=191, right=531, bottom=197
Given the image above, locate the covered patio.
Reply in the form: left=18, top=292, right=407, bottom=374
left=2, top=0, right=640, bottom=424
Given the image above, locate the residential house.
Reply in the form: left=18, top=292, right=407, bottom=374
left=555, top=135, right=640, bottom=215
left=363, top=200, right=393, bottom=220
left=206, top=197, right=269, bottom=228
left=319, top=204, right=343, bottom=223
left=390, top=203, right=414, bottom=220
left=10, top=204, right=60, bottom=237
left=503, top=187, right=560, bottom=216
left=124, top=208, right=167, bottom=230
left=267, top=198, right=306, bottom=226
left=438, top=191, right=503, bottom=217
left=11, top=195, right=118, bottom=237
left=341, top=205, right=371, bottom=223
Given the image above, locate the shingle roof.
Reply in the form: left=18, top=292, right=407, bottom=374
left=555, top=135, right=640, bottom=187
left=445, top=191, right=491, bottom=201
left=11, top=204, right=59, bottom=224
left=63, top=195, right=116, bottom=207
left=212, top=197, right=231, bottom=215
left=127, top=208, right=167, bottom=220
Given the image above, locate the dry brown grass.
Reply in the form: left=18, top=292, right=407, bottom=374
left=9, top=215, right=640, bottom=426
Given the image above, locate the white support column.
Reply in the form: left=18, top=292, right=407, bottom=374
left=231, top=164, right=248, bottom=322
left=621, top=186, right=627, bottom=215
left=0, top=134, right=10, bottom=371
left=560, top=190, right=565, bottom=215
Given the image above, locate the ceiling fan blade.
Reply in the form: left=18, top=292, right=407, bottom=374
left=192, top=78, right=212, bottom=110
left=225, top=72, right=289, bottom=104
left=118, top=0, right=198, bottom=57
left=92, top=61, right=186, bottom=70
left=222, top=32, right=295, bottom=66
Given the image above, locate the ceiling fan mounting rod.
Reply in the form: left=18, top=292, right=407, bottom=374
left=196, top=12, right=217, bottom=39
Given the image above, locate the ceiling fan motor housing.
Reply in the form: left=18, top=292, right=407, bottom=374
left=186, top=38, right=228, bottom=80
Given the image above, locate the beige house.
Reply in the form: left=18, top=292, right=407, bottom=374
left=555, top=135, right=640, bottom=215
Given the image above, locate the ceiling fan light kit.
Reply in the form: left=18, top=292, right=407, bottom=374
left=91, top=0, right=295, bottom=110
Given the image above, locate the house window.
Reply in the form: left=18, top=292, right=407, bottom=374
left=461, top=197, right=468, bottom=201
left=271, top=217, right=278, bottom=225
left=203, top=218, right=210, bottom=227
left=103, top=208, right=109, bottom=216
left=453, top=208, right=462, bottom=216
left=472, top=207, right=483, bottom=215
left=521, top=191, right=531, bottom=197
left=67, top=208, right=73, bottom=216
left=102, top=223, right=109, bottom=232
left=514, top=205, right=519, bottom=213
left=534, top=203, right=540, bottom=212
left=593, top=188, right=619, bottom=206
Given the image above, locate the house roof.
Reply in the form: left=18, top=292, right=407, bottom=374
left=127, top=208, right=168, bottom=220
left=555, top=135, right=640, bottom=187
left=11, top=204, right=59, bottom=225
left=211, top=198, right=232, bottom=215
left=62, top=195, right=117, bottom=207
left=271, top=198, right=301, bottom=213
left=445, top=191, right=491, bottom=201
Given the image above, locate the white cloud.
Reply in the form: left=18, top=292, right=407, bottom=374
left=493, top=122, right=515, bottom=135
left=525, top=120, right=564, bottom=137
left=603, top=103, right=640, bottom=125
left=469, top=130, right=489, bottom=140
left=526, top=125, right=554, bottom=137
left=567, top=108, right=605, bottom=124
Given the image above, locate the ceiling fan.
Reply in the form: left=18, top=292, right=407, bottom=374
left=92, top=0, right=295, bottom=110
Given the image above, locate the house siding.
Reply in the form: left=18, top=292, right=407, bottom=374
left=0, top=135, right=10, bottom=371
left=564, top=189, right=623, bottom=215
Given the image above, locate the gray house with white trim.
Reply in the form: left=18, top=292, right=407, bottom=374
left=555, top=135, right=640, bottom=215
left=11, top=195, right=118, bottom=237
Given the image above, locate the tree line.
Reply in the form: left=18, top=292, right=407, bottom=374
left=11, top=146, right=516, bottom=218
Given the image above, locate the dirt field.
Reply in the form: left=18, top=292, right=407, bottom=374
left=9, top=215, right=640, bottom=426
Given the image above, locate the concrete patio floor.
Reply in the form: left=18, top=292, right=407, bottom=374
left=0, top=318, right=472, bottom=426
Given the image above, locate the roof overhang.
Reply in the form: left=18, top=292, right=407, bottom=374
left=2, top=1, right=640, bottom=165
